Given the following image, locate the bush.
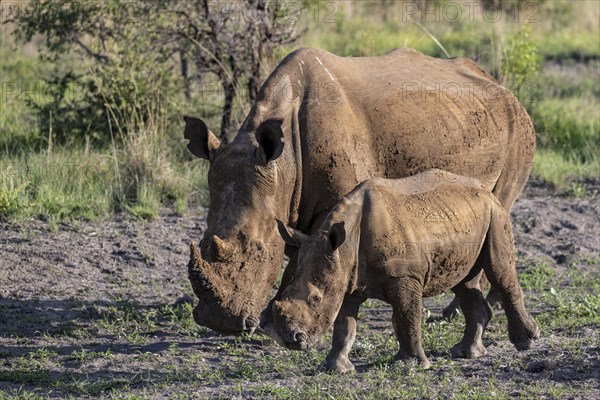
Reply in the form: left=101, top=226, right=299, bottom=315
left=0, top=178, right=27, bottom=221
left=502, top=26, right=541, bottom=95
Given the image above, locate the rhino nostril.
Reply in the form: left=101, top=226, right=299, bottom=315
left=294, top=331, right=307, bottom=343
left=245, top=315, right=259, bottom=329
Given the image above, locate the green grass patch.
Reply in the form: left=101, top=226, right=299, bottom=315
left=0, top=41, right=49, bottom=154
left=0, top=177, right=27, bottom=221
left=0, top=150, right=115, bottom=222
left=538, top=30, right=600, bottom=61
left=302, top=18, right=437, bottom=58
left=0, top=369, right=50, bottom=385
left=59, top=377, right=134, bottom=396
left=94, top=302, right=200, bottom=342
left=537, top=61, right=600, bottom=99
left=0, top=389, right=51, bottom=400
left=518, top=261, right=556, bottom=291
left=298, top=8, right=497, bottom=64
left=532, top=149, right=599, bottom=192
left=0, top=148, right=208, bottom=223
left=0, top=349, right=55, bottom=389
left=535, top=288, right=600, bottom=333
left=532, top=97, right=599, bottom=163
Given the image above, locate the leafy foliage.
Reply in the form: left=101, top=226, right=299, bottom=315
left=502, top=26, right=541, bottom=94
left=10, top=0, right=303, bottom=143
left=0, top=177, right=27, bottom=221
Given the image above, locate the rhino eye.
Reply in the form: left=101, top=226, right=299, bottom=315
left=307, top=292, right=322, bottom=307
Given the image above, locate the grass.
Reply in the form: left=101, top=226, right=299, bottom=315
left=0, top=3, right=598, bottom=394
left=0, top=31, right=210, bottom=223
left=537, top=21, right=600, bottom=62
left=2, top=263, right=597, bottom=398
left=532, top=97, right=599, bottom=163
left=0, top=146, right=208, bottom=223
left=0, top=1, right=598, bottom=225
left=0, top=150, right=114, bottom=222
left=0, top=41, right=51, bottom=154
left=532, top=149, right=599, bottom=192
left=536, top=61, right=600, bottom=99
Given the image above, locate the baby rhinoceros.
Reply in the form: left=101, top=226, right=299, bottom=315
left=264, top=169, right=539, bottom=373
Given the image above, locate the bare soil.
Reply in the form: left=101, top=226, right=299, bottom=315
left=0, top=179, right=598, bottom=399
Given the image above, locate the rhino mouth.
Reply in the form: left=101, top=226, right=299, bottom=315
left=285, top=336, right=308, bottom=351
left=188, top=241, right=274, bottom=333
left=263, top=322, right=310, bottom=351
left=237, top=314, right=260, bottom=335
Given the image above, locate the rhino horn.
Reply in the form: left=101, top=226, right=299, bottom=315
left=189, top=241, right=203, bottom=269
left=212, top=235, right=237, bottom=261
left=188, top=242, right=219, bottom=300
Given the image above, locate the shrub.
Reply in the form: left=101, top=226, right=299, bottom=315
left=0, top=178, right=27, bottom=221
left=502, top=26, right=541, bottom=96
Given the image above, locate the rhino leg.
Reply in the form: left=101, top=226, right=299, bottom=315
left=443, top=270, right=496, bottom=320
left=480, top=206, right=540, bottom=351
left=441, top=296, right=461, bottom=320
left=385, top=277, right=431, bottom=369
left=324, top=296, right=363, bottom=374
left=474, top=271, right=504, bottom=310
left=485, top=285, right=504, bottom=309
left=449, top=282, right=492, bottom=359
left=486, top=129, right=535, bottom=308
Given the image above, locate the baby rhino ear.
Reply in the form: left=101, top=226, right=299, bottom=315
left=276, top=220, right=309, bottom=248
left=327, top=222, right=346, bottom=252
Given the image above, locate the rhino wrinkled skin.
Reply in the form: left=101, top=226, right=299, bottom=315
left=184, top=48, right=535, bottom=333
left=265, top=170, right=540, bottom=373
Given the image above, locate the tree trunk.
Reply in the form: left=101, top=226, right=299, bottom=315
left=220, top=80, right=235, bottom=142
left=180, top=49, right=191, bottom=100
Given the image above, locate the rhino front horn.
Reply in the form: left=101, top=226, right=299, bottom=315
left=212, top=235, right=236, bottom=261
left=189, top=241, right=203, bottom=268
left=188, top=242, right=217, bottom=298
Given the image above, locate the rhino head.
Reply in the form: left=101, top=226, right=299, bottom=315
left=184, top=115, right=298, bottom=333
left=264, top=220, right=349, bottom=349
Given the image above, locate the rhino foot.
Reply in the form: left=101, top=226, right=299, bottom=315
left=450, top=341, right=487, bottom=359
left=395, top=352, right=432, bottom=370
left=324, top=356, right=355, bottom=374
left=511, top=318, right=540, bottom=351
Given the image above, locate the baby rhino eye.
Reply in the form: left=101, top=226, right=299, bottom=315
left=307, top=291, right=323, bottom=307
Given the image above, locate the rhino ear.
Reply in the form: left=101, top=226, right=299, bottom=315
left=277, top=219, right=308, bottom=247
left=184, top=115, right=221, bottom=161
left=256, top=120, right=284, bottom=164
left=328, top=222, right=346, bottom=252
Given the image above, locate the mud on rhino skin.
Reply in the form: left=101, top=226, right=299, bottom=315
left=183, top=47, right=536, bottom=333
left=266, top=170, right=539, bottom=373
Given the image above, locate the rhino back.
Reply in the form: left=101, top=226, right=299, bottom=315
left=355, top=176, right=496, bottom=297
left=244, top=48, right=531, bottom=232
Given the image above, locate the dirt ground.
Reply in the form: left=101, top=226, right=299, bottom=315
left=0, top=179, right=598, bottom=399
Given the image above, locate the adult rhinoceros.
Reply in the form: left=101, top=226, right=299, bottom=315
left=184, top=47, right=535, bottom=333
